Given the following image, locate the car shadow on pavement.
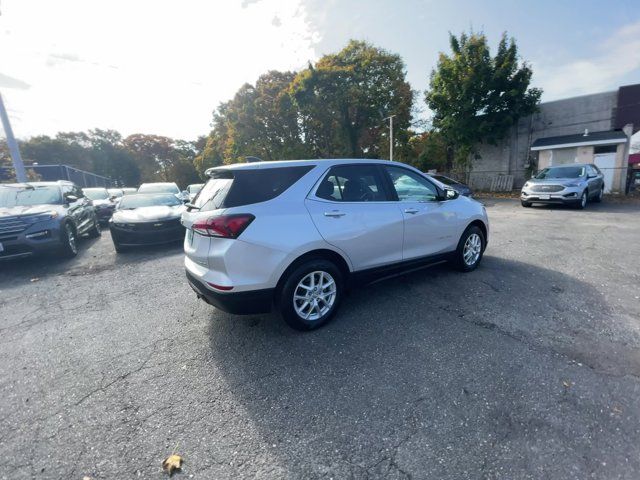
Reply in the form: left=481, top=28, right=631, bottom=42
left=0, top=235, right=103, bottom=284
left=204, top=255, right=640, bottom=478
left=0, top=235, right=183, bottom=288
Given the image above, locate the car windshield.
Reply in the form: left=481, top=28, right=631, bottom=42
left=84, top=188, right=110, bottom=200
left=118, top=194, right=181, bottom=209
left=138, top=183, right=179, bottom=194
left=536, top=166, right=585, bottom=179
left=0, top=185, right=62, bottom=207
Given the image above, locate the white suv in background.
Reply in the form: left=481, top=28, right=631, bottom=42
left=182, top=159, right=489, bottom=330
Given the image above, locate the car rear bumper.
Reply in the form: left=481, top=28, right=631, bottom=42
left=185, top=269, right=273, bottom=315
left=95, top=207, right=114, bottom=223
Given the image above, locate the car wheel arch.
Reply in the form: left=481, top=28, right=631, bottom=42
left=275, top=248, right=351, bottom=297
left=466, top=219, right=488, bottom=248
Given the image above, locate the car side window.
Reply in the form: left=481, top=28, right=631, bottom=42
left=385, top=167, right=439, bottom=202
left=316, top=165, right=389, bottom=202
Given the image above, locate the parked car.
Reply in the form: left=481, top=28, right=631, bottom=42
left=0, top=181, right=101, bottom=260
left=521, top=163, right=604, bottom=208
left=109, top=193, right=186, bottom=253
left=138, top=182, right=188, bottom=202
left=429, top=174, right=473, bottom=197
left=83, top=187, right=118, bottom=225
left=182, top=159, right=489, bottom=330
left=107, top=188, right=125, bottom=199
left=186, top=183, right=204, bottom=202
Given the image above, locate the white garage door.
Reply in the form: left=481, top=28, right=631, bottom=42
left=594, top=153, right=616, bottom=193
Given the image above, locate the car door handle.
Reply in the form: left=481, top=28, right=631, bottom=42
left=404, top=208, right=419, bottom=214
left=324, top=211, right=346, bottom=218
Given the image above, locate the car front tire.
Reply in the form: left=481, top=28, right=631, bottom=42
left=60, top=223, right=78, bottom=258
left=277, top=258, right=343, bottom=331
left=521, top=200, right=532, bottom=208
left=452, top=225, right=485, bottom=272
left=575, top=191, right=588, bottom=209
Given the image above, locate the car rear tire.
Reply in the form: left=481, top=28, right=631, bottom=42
left=521, top=200, right=532, bottom=208
left=593, top=187, right=604, bottom=203
left=575, top=191, right=588, bottom=209
left=452, top=225, right=485, bottom=272
left=87, top=217, right=101, bottom=238
left=60, top=223, right=78, bottom=258
left=277, top=259, right=343, bottom=331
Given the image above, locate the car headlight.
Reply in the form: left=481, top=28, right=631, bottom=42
left=523, top=182, right=531, bottom=188
left=564, top=181, right=583, bottom=188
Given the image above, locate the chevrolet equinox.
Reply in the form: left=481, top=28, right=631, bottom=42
left=182, top=159, right=489, bottom=330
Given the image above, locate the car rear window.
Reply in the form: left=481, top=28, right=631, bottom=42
left=195, top=165, right=313, bottom=211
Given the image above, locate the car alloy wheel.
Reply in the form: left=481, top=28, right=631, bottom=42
left=463, top=233, right=482, bottom=266
left=293, top=270, right=337, bottom=321
left=578, top=191, right=587, bottom=209
left=278, top=258, right=343, bottom=330
left=64, top=224, right=78, bottom=256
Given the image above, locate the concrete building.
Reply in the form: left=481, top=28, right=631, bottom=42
left=470, top=83, right=640, bottom=193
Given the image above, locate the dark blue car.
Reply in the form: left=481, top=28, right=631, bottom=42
left=429, top=174, right=473, bottom=197
left=0, top=181, right=101, bottom=261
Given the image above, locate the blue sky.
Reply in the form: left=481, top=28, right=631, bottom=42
left=1, top=0, right=639, bottom=139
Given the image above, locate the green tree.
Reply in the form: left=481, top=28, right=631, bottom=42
left=196, top=70, right=310, bottom=170
left=291, top=40, right=413, bottom=159
left=426, top=31, right=542, bottom=170
left=87, top=129, right=140, bottom=187
left=408, top=131, right=448, bottom=172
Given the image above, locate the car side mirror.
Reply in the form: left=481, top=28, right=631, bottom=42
left=64, top=194, right=78, bottom=203
left=444, top=188, right=459, bottom=200
left=109, top=195, right=118, bottom=201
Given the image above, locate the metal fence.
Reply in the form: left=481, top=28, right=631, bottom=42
left=0, top=164, right=112, bottom=188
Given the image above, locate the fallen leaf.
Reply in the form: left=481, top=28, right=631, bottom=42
left=612, top=406, right=622, bottom=414
left=30, top=277, right=40, bottom=282
left=162, top=454, right=183, bottom=476
left=562, top=380, right=571, bottom=388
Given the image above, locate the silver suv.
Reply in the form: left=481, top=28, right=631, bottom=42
left=182, top=159, right=489, bottom=330
left=521, top=163, right=605, bottom=209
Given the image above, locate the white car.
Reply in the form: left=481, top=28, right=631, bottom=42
left=182, top=159, right=489, bottom=330
left=138, top=182, right=188, bottom=202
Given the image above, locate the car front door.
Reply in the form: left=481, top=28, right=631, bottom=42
left=587, top=165, right=604, bottom=197
left=63, top=185, right=86, bottom=231
left=382, top=166, right=460, bottom=260
left=305, top=164, right=404, bottom=270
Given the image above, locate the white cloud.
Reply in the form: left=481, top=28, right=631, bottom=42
left=0, top=0, right=320, bottom=139
left=533, top=20, right=640, bottom=100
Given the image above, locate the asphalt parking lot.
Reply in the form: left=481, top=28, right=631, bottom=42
left=1, top=198, right=639, bottom=479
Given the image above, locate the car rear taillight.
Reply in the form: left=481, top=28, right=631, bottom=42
left=192, top=214, right=255, bottom=238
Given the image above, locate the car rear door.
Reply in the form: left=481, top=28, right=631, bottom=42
left=382, top=165, right=459, bottom=259
left=305, top=164, right=403, bottom=270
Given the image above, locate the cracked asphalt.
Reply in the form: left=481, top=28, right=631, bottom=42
left=1, top=198, right=639, bottom=479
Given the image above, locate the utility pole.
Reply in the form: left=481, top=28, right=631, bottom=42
left=0, top=92, right=27, bottom=182
left=383, top=114, right=396, bottom=161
